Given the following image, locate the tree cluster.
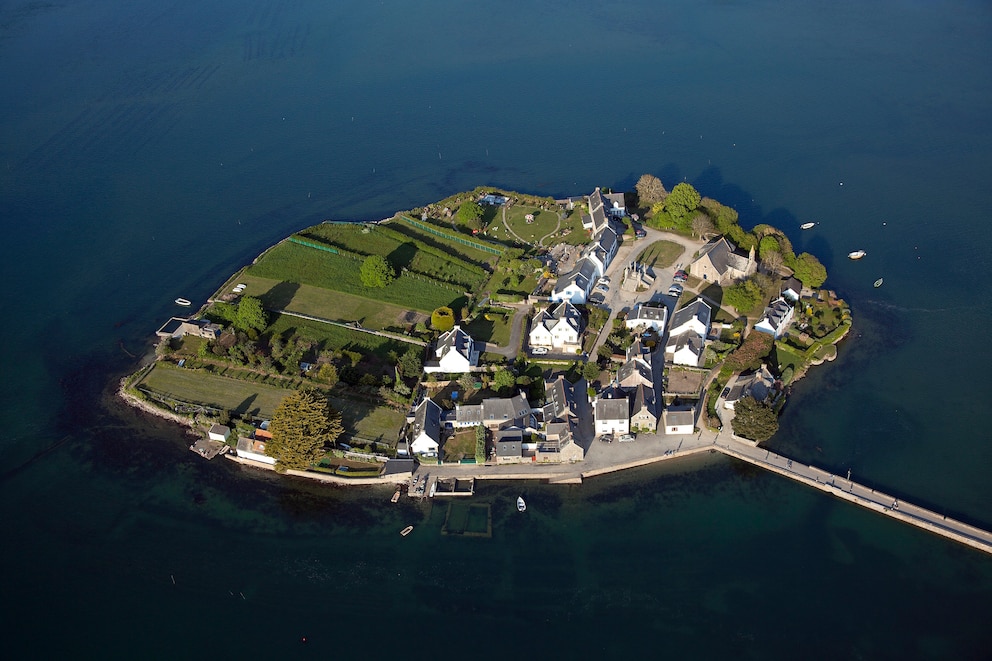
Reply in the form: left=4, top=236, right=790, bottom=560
left=635, top=174, right=668, bottom=206
left=266, top=389, right=344, bottom=471
left=724, top=331, right=774, bottom=373
left=730, top=395, right=779, bottom=442
left=360, top=255, right=395, bottom=288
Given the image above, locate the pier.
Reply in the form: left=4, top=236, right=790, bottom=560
left=714, top=439, right=992, bottom=555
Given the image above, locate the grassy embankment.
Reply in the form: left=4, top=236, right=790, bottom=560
left=136, top=362, right=404, bottom=441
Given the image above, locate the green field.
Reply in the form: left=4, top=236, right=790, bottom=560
left=229, top=274, right=428, bottom=330
left=265, top=313, right=413, bottom=359
left=637, top=240, right=685, bottom=269
left=138, top=363, right=404, bottom=441
left=301, top=223, right=490, bottom=290
left=245, top=241, right=467, bottom=313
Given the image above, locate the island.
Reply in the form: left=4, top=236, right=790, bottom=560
left=117, top=177, right=992, bottom=554
left=122, top=176, right=850, bottom=470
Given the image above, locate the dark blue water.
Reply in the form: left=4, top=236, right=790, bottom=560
left=1, top=1, right=990, bottom=657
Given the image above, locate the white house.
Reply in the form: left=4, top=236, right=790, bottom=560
left=235, top=436, right=276, bottom=465
left=530, top=301, right=583, bottom=352
left=424, top=325, right=478, bottom=373
left=663, top=407, right=695, bottom=435
left=551, top=258, right=597, bottom=305
left=689, top=236, right=756, bottom=284
left=625, top=303, right=667, bottom=332
left=781, top=277, right=803, bottom=303
left=208, top=424, right=230, bottom=443
left=668, top=332, right=706, bottom=367
left=594, top=395, right=629, bottom=436
left=408, top=398, right=442, bottom=455
left=754, top=297, right=795, bottom=338
left=668, top=299, right=711, bottom=338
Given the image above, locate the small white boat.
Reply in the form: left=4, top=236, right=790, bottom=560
left=874, top=278, right=884, bottom=288
left=800, top=222, right=816, bottom=230
left=848, top=250, right=867, bottom=260
left=517, top=496, right=526, bottom=512
left=175, top=298, right=191, bottom=306
left=400, top=525, right=414, bottom=537
left=391, top=489, right=401, bottom=503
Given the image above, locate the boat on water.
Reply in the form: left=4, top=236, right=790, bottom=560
left=517, top=496, right=526, bottom=512
left=400, top=525, right=414, bottom=537
left=848, top=250, right=867, bottom=260
left=428, top=479, right=436, bottom=498
left=175, top=298, right=191, bottom=306
left=800, top=222, right=816, bottom=230
left=874, top=278, right=884, bottom=288
left=391, top=488, right=401, bottom=503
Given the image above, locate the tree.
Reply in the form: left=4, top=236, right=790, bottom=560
left=431, top=306, right=455, bottom=332
left=475, top=425, right=487, bottom=463
left=492, top=368, right=517, bottom=392
left=664, top=182, right=701, bottom=220
left=360, top=255, right=395, bottom=288
left=758, top=235, right=781, bottom=261
left=235, top=295, right=268, bottom=333
left=458, top=373, right=477, bottom=394
left=312, top=363, right=339, bottom=387
left=691, top=213, right=715, bottom=238
left=792, top=252, right=827, bottom=288
left=397, top=348, right=422, bottom=377
left=456, top=202, right=484, bottom=230
left=266, top=389, right=344, bottom=471
left=635, top=174, right=668, bottom=206
left=582, top=361, right=601, bottom=382
left=724, top=279, right=764, bottom=313
left=760, top=250, right=785, bottom=275
left=730, top=395, right=779, bottom=442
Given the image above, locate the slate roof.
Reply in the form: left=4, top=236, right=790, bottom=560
left=595, top=396, right=629, bottom=422
left=664, top=408, right=695, bottom=427
left=669, top=299, right=711, bottom=335
left=533, top=301, right=583, bottom=334
left=544, top=376, right=575, bottom=421
left=627, top=303, right=667, bottom=326
left=618, top=358, right=653, bottom=389
left=697, top=237, right=752, bottom=276
left=629, top=384, right=656, bottom=417
left=411, top=398, right=442, bottom=444
left=436, top=326, right=474, bottom=362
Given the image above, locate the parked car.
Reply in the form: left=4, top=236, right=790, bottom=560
left=618, top=433, right=636, bottom=443
left=598, top=276, right=610, bottom=285
left=532, top=346, right=549, bottom=355
left=589, top=293, right=605, bottom=304
left=595, top=283, right=609, bottom=293
left=674, top=269, right=688, bottom=282
left=668, top=283, right=683, bottom=296
left=598, top=435, right=613, bottom=443
left=633, top=225, right=647, bottom=238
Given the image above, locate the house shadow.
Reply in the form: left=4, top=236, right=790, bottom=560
left=699, top=283, right=724, bottom=309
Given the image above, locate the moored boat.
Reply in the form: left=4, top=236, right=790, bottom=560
left=175, top=298, right=191, bottom=306
left=517, top=496, right=526, bottom=512
left=800, top=222, right=816, bottom=230
left=400, top=525, right=414, bottom=536
left=848, top=250, right=866, bottom=260
left=874, top=278, right=884, bottom=288
left=391, top=488, right=401, bottom=503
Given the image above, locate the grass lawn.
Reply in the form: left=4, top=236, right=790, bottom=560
left=138, top=363, right=405, bottom=440
left=442, top=429, right=476, bottom=462
left=222, top=275, right=427, bottom=330
left=463, top=310, right=513, bottom=345
left=555, top=209, right=592, bottom=245
left=504, top=205, right=559, bottom=243
left=246, top=241, right=466, bottom=313
left=772, top=341, right=806, bottom=374
left=638, top=240, right=685, bottom=269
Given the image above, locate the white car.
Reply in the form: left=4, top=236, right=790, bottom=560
left=618, top=433, right=636, bottom=443
left=532, top=347, right=549, bottom=355
left=598, top=276, right=610, bottom=285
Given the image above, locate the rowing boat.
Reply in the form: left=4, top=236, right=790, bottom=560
left=848, top=250, right=866, bottom=260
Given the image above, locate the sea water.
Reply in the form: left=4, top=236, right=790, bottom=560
left=1, top=1, right=990, bottom=657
